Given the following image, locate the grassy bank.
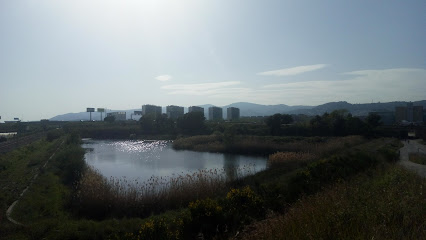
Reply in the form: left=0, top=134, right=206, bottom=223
left=3, top=135, right=421, bottom=239
left=239, top=164, right=425, bottom=240
left=0, top=138, right=61, bottom=225
left=409, top=152, right=426, bottom=165
left=173, top=134, right=365, bottom=156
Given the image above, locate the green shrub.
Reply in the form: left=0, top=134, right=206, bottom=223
left=287, top=152, right=376, bottom=201
left=378, top=147, right=400, bottom=162
left=55, top=145, right=85, bottom=185
left=129, top=218, right=170, bottom=240
left=46, top=129, right=64, bottom=142
left=188, top=198, right=225, bottom=237
left=225, top=186, right=264, bottom=223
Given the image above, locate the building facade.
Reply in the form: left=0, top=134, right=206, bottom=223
left=395, top=103, right=424, bottom=123
left=227, top=107, right=240, bottom=120
left=208, top=106, right=223, bottom=121
left=166, top=105, right=184, bottom=119
left=142, top=104, right=162, bottom=116
left=107, top=112, right=126, bottom=121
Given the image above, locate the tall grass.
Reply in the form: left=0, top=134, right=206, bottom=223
left=74, top=164, right=257, bottom=219
left=173, top=135, right=365, bottom=156
left=268, top=152, right=316, bottom=167
left=409, top=152, right=426, bottom=165
left=240, top=165, right=426, bottom=240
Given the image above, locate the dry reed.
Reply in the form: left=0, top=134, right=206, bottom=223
left=74, top=164, right=257, bottom=218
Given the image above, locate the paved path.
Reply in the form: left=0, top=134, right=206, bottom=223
left=399, top=139, right=426, bottom=178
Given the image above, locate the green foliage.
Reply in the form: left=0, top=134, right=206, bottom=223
left=128, top=218, right=170, bottom=240
left=241, top=166, right=426, bottom=240
left=366, top=112, right=382, bottom=128
left=188, top=198, right=224, bottom=236
left=176, top=112, right=207, bottom=135
left=378, top=146, right=400, bottom=162
left=265, top=113, right=293, bottom=135
left=140, top=113, right=176, bottom=135
left=288, top=151, right=376, bottom=201
left=225, top=186, right=264, bottom=223
left=66, top=132, right=81, bottom=145
left=55, top=143, right=86, bottom=185
left=308, top=109, right=373, bottom=137
left=46, top=129, right=64, bottom=142
left=104, top=115, right=116, bottom=123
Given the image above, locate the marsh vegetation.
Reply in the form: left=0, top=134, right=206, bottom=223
left=0, top=127, right=424, bottom=239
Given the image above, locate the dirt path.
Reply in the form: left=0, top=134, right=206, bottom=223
left=5, top=140, right=63, bottom=225
left=399, top=139, right=426, bottom=178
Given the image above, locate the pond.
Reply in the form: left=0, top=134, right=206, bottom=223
left=82, top=139, right=267, bottom=183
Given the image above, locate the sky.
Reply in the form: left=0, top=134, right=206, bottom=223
left=1, top=0, right=425, bottom=121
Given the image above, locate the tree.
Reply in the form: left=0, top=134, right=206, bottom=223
left=266, top=114, right=293, bottom=135
left=139, top=113, right=157, bottom=134
left=177, top=112, right=206, bottom=135
left=104, top=115, right=115, bottom=123
left=140, top=113, right=176, bottom=134
left=366, top=113, right=382, bottom=128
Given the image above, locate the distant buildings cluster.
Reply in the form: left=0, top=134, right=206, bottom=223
left=141, top=104, right=240, bottom=121
left=106, top=112, right=126, bottom=121
left=372, top=103, right=425, bottom=125
left=83, top=104, right=240, bottom=122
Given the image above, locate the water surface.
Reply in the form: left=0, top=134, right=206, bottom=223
left=82, top=139, right=267, bottom=183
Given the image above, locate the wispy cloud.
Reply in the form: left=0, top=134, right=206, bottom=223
left=155, top=75, right=172, bottom=81
left=261, top=68, right=426, bottom=104
left=161, top=81, right=241, bottom=95
left=160, top=68, right=426, bottom=106
left=257, top=64, right=328, bottom=76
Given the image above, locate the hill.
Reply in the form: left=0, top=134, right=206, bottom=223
left=49, top=100, right=426, bottom=121
left=289, top=100, right=426, bottom=116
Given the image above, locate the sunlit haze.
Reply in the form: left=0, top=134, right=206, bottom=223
left=1, top=0, right=425, bottom=121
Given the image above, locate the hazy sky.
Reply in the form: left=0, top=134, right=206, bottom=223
left=1, top=0, right=425, bottom=121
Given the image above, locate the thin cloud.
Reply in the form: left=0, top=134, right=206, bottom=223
left=257, top=64, right=328, bottom=76
left=261, top=68, right=426, bottom=105
left=161, top=81, right=241, bottom=95
left=155, top=75, right=172, bottom=81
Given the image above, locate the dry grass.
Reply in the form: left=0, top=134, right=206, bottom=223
left=238, top=165, right=426, bottom=240
left=174, top=135, right=365, bottom=157
left=268, top=152, right=316, bottom=167
left=409, top=152, right=426, bottom=165
left=74, top=164, right=257, bottom=218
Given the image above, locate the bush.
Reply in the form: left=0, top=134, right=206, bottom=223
left=55, top=145, right=86, bottom=185
left=225, top=186, right=264, bottom=225
left=188, top=198, right=225, bottom=237
left=46, top=129, right=64, bottom=142
left=129, top=218, right=170, bottom=240
left=287, top=152, right=376, bottom=201
left=269, top=152, right=316, bottom=168
left=378, top=147, right=400, bottom=162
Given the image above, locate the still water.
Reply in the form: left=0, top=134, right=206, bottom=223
left=82, top=139, right=267, bottom=183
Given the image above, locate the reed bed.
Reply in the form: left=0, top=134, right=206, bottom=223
left=173, top=135, right=365, bottom=156
left=74, top=164, right=257, bottom=219
left=268, top=152, right=317, bottom=167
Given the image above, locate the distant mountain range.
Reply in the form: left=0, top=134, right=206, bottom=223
left=49, top=100, right=426, bottom=121
left=288, top=100, right=426, bottom=116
